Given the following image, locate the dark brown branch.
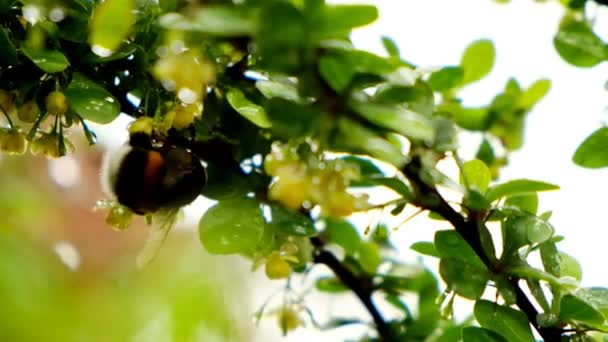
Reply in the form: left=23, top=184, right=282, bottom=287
left=310, top=237, right=393, bottom=341
left=402, top=157, right=563, bottom=342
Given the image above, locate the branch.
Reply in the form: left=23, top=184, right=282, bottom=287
left=310, top=237, right=394, bottom=341
left=402, top=157, right=563, bottom=341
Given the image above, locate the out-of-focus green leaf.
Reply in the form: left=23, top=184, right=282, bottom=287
left=319, top=49, right=398, bottom=92
left=442, top=102, right=489, bottom=131
left=159, top=6, right=257, bottom=36
left=89, top=0, right=135, bottom=56
left=460, top=39, right=495, bottom=85
left=315, top=276, right=348, bottom=293
left=519, top=79, right=551, bottom=109
left=576, top=287, right=608, bottom=318
left=474, top=300, right=535, bottom=342
left=428, top=66, right=464, bottom=92
left=339, top=155, right=384, bottom=178
left=349, top=100, right=435, bottom=142
left=504, top=193, right=538, bottom=215
left=324, top=219, right=361, bottom=256
left=559, top=252, right=582, bottom=282
left=356, top=241, right=381, bottom=274
left=199, top=198, right=265, bottom=255
left=0, top=28, right=17, bottom=65
left=440, top=258, right=489, bottom=299
left=266, top=204, right=315, bottom=236
left=312, top=5, right=378, bottom=40
left=410, top=241, right=439, bottom=258
left=554, top=19, right=608, bottom=68
left=265, top=98, right=319, bottom=138
left=374, top=83, right=435, bottom=116
left=539, top=240, right=561, bottom=276
left=226, top=88, right=271, bottom=128
left=462, top=326, right=507, bottom=342
left=382, top=36, right=400, bottom=58
left=255, top=80, right=300, bottom=102
left=336, top=118, right=406, bottom=167
left=573, top=127, right=608, bottom=168
left=560, top=294, right=605, bottom=326
left=21, top=46, right=69, bottom=73
left=486, top=179, right=559, bottom=202
left=460, top=159, right=491, bottom=193
left=65, top=73, right=120, bottom=124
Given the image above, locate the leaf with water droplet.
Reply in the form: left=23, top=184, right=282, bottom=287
left=65, top=73, right=120, bottom=124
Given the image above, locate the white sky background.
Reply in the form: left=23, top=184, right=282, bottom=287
left=253, top=1, right=608, bottom=341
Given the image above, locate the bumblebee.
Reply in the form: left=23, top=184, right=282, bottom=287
left=101, top=132, right=207, bottom=267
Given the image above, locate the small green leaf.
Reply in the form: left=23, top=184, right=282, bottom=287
left=371, top=177, right=412, bottom=199
left=65, top=73, right=120, bottom=124
left=267, top=204, right=315, bottom=236
left=381, top=36, right=400, bottom=58
left=504, top=193, right=538, bottom=214
left=560, top=252, right=582, bottom=282
left=526, top=217, right=554, bottom=244
left=89, top=0, right=135, bottom=56
left=324, top=219, right=361, bottom=255
left=474, top=300, right=535, bottom=342
left=576, top=287, right=608, bottom=317
left=159, top=6, right=257, bottom=36
left=560, top=294, right=605, bottom=326
left=539, top=240, right=561, bottom=276
left=339, top=156, right=384, bottom=178
left=356, top=241, right=381, bottom=274
left=313, top=5, right=378, bottom=39
left=435, top=230, right=486, bottom=269
left=255, top=80, right=300, bottom=102
left=349, top=100, right=436, bottom=142
left=486, top=179, right=559, bottom=202
left=519, top=79, right=551, bottom=110
left=198, top=198, right=265, bottom=255
left=315, top=276, right=348, bottom=293
left=319, top=54, right=353, bottom=92
left=265, top=98, right=318, bottom=138
left=440, top=258, right=489, bottom=299
left=226, top=88, right=271, bottom=128
left=461, top=159, right=491, bottom=193
left=460, top=39, right=495, bottom=85
left=410, top=241, right=439, bottom=258
left=428, top=66, right=464, bottom=92
left=554, top=19, right=608, bottom=68
left=462, top=327, right=507, bottom=342
left=21, top=46, right=69, bottom=73
left=573, top=127, right=608, bottom=168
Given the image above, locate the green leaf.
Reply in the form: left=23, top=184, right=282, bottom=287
left=21, top=47, right=69, bottom=73
left=356, top=241, right=381, bottom=274
left=504, top=193, right=538, bottom=215
left=381, top=36, right=400, bottom=58
left=319, top=49, right=398, bottom=92
left=576, top=287, right=608, bottom=317
left=255, top=80, right=300, bottom=102
left=336, top=118, right=406, bottom=167
left=89, top=0, right=135, bottom=56
left=313, top=5, right=378, bottom=40
left=554, top=19, right=608, bottom=68
left=462, top=327, right=508, bottom=342
left=440, top=258, right=489, bottom=299
left=560, top=294, right=605, bottom=326
left=266, top=204, right=315, bottom=236
left=573, top=127, right=608, bottom=168
left=428, top=66, right=464, bottom=92
left=486, top=179, right=559, bottom=202
left=318, top=54, right=353, bottom=92
left=460, top=39, right=495, bottom=85
left=474, top=300, right=535, bottom=342
left=0, top=27, right=18, bottom=65
left=371, top=177, right=412, bottom=199
left=560, top=252, right=582, bottom=282
left=435, top=230, right=486, bottom=269
left=198, top=198, right=265, bottom=255
left=519, top=79, right=551, bottom=110
left=349, top=100, right=436, bottom=142
left=461, top=159, right=491, bottom=193
left=159, top=6, right=256, bottom=36
left=65, top=73, right=120, bottom=124
left=265, top=98, right=319, bottom=138
left=226, top=88, right=271, bottom=128
left=410, top=241, right=439, bottom=258
left=374, top=83, right=435, bottom=116
left=324, top=219, right=361, bottom=255
left=539, top=240, right=561, bottom=276
left=525, top=216, right=554, bottom=244
left=339, top=156, right=384, bottom=178
left=315, top=276, right=348, bottom=293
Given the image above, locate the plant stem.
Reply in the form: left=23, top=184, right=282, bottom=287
left=402, top=157, right=563, bottom=341
left=310, top=237, right=393, bottom=341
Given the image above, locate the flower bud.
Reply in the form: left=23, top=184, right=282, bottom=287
left=0, top=128, right=27, bottom=155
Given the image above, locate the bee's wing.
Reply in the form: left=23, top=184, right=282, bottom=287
left=136, top=209, right=179, bottom=268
